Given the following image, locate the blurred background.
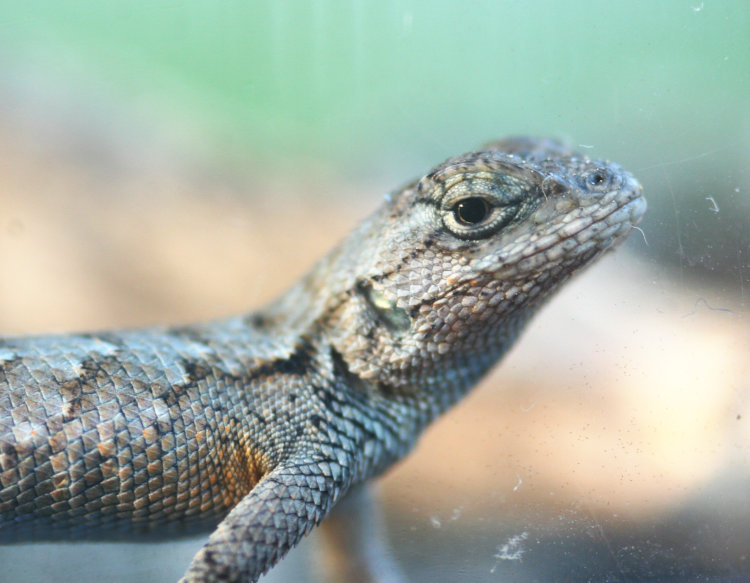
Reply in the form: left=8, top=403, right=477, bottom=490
left=1, top=2, right=748, bottom=582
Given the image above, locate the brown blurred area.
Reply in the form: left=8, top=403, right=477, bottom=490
left=1, top=110, right=748, bottom=583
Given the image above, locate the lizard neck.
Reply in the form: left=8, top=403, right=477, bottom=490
left=255, top=245, right=546, bottom=422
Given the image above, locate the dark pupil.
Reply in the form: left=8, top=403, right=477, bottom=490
left=455, top=198, right=490, bottom=225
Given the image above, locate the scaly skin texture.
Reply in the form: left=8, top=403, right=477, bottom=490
left=0, top=137, right=646, bottom=582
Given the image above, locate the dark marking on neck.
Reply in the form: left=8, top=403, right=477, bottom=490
left=177, top=338, right=316, bottom=392
left=329, top=346, right=374, bottom=394
left=246, top=313, right=270, bottom=330
left=329, top=346, right=402, bottom=399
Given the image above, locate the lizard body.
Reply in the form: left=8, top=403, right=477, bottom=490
left=0, top=137, right=646, bottom=582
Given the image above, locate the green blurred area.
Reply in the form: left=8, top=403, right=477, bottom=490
left=0, top=1, right=748, bottom=276
left=2, top=1, right=747, bottom=166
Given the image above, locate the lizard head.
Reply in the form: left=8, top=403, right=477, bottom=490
left=262, top=138, right=646, bottom=407
left=322, top=138, right=646, bottom=403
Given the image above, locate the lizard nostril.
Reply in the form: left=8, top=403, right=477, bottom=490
left=582, top=168, right=615, bottom=191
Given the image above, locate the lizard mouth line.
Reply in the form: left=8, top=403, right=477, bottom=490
left=410, top=188, right=646, bottom=315
left=458, top=187, right=647, bottom=288
left=519, top=188, right=646, bottom=263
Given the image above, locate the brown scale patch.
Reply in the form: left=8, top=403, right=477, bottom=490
left=96, top=440, right=115, bottom=458
left=213, top=425, right=270, bottom=510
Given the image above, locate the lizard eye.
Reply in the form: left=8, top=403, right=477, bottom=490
left=439, top=174, right=526, bottom=240
left=443, top=194, right=520, bottom=239
left=453, top=197, right=491, bottom=225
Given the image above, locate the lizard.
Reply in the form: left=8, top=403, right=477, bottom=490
left=0, top=137, right=646, bottom=582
